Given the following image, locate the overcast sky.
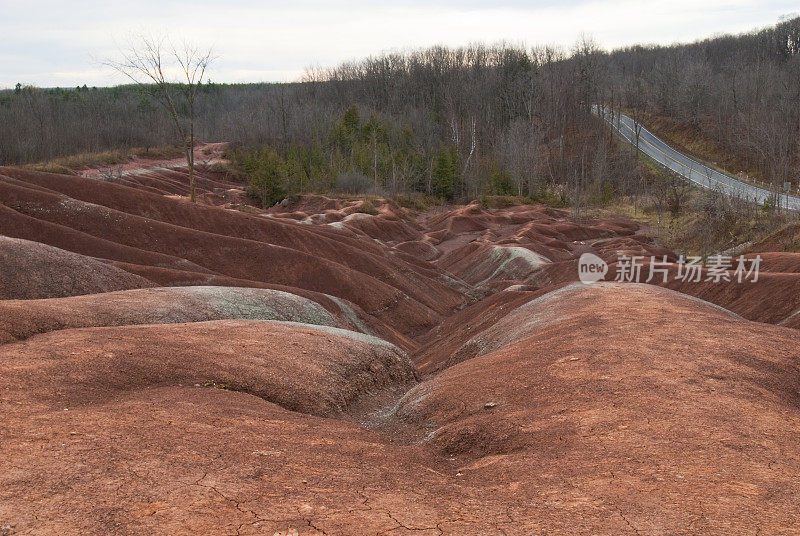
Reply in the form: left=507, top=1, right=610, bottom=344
left=1, top=0, right=797, bottom=89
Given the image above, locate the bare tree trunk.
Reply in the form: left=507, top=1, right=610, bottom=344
left=462, top=116, right=476, bottom=177
left=106, top=35, right=214, bottom=203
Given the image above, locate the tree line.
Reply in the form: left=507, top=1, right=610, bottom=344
left=1, top=16, right=798, bottom=207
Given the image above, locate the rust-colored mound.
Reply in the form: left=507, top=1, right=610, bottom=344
left=6, top=160, right=800, bottom=534
left=394, top=239, right=440, bottom=261
left=0, top=387, right=530, bottom=535
left=0, top=286, right=355, bottom=345
left=389, top=283, right=800, bottom=534
left=97, top=262, right=416, bottom=350
left=417, top=203, right=661, bottom=294
left=0, top=319, right=415, bottom=416
left=664, top=270, right=800, bottom=325
left=577, top=258, right=800, bottom=330
left=102, top=166, right=246, bottom=203
left=526, top=252, right=800, bottom=332
left=269, top=195, right=422, bottom=244
left=745, top=251, right=800, bottom=273
left=262, top=194, right=664, bottom=298
left=0, top=235, right=154, bottom=299
left=436, top=243, right=551, bottom=288
left=3, top=283, right=799, bottom=534
left=0, top=168, right=465, bottom=337
left=413, top=287, right=553, bottom=375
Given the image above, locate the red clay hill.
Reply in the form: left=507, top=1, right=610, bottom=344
left=2, top=162, right=800, bottom=535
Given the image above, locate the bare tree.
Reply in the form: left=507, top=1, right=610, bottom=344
left=106, top=34, right=214, bottom=202
left=461, top=116, right=477, bottom=179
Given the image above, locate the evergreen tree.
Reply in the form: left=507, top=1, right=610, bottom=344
left=431, top=145, right=457, bottom=199
left=246, top=147, right=286, bottom=208
left=491, top=165, right=515, bottom=195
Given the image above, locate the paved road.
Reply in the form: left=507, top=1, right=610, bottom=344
left=594, top=105, right=800, bottom=211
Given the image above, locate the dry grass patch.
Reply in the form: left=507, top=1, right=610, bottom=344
left=26, top=150, right=131, bottom=174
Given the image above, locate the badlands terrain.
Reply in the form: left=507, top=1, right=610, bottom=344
left=1, top=154, right=800, bottom=535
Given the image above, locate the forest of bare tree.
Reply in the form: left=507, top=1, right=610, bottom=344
left=1, top=16, right=798, bottom=206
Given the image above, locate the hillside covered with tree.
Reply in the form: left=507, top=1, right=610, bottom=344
left=1, top=16, right=798, bottom=206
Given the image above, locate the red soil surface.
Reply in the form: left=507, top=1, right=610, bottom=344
left=0, top=167, right=464, bottom=339
left=0, top=286, right=362, bottom=345
left=388, top=283, right=800, bottom=535
left=0, top=235, right=153, bottom=299
left=2, top=165, right=800, bottom=534
left=76, top=142, right=228, bottom=181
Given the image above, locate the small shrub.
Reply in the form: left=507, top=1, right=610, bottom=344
left=221, top=141, right=244, bottom=161
left=491, top=169, right=515, bottom=196
left=527, top=182, right=570, bottom=208
left=353, top=198, right=379, bottom=215
left=393, top=193, right=436, bottom=211
left=335, top=172, right=375, bottom=194
left=478, top=195, right=521, bottom=209
left=208, top=161, right=247, bottom=182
